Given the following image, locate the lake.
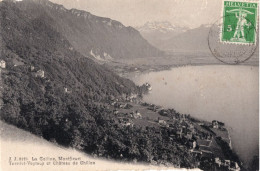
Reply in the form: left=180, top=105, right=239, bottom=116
left=133, top=65, right=259, bottom=166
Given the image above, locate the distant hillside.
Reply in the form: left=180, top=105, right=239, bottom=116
left=12, top=0, right=163, bottom=60
left=136, top=21, right=189, bottom=50
left=0, top=0, right=140, bottom=96
left=0, top=0, right=144, bottom=145
left=160, top=25, right=211, bottom=52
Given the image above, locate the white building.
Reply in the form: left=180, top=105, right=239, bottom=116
left=0, top=60, right=6, bottom=69
left=212, top=120, right=219, bottom=129
left=158, top=119, right=167, bottom=125
left=30, top=65, right=35, bottom=71
left=35, top=70, right=45, bottom=78
left=193, top=141, right=197, bottom=149
left=133, top=111, right=142, bottom=119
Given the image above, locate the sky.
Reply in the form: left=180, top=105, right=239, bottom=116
left=50, top=0, right=222, bottom=28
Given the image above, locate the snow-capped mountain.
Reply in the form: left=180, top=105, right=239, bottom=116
left=136, top=21, right=213, bottom=52
left=136, top=21, right=190, bottom=50
left=137, top=21, right=189, bottom=34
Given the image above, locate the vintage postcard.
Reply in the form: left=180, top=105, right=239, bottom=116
left=0, top=0, right=259, bottom=171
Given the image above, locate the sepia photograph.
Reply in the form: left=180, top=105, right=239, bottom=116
left=0, top=0, right=259, bottom=170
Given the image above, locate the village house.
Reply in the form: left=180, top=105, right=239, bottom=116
left=30, top=65, right=35, bottom=71
left=111, top=101, right=116, bottom=106
left=129, top=112, right=134, bottom=118
left=169, top=134, right=176, bottom=139
left=119, top=103, right=127, bottom=108
left=215, top=158, right=240, bottom=171
left=113, top=110, right=119, bottom=115
left=0, top=60, right=6, bottom=69
left=212, top=120, right=225, bottom=129
left=224, top=160, right=231, bottom=167
left=119, top=118, right=133, bottom=127
left=35, top=70, right=45, bottom=78
left=130, top=93, right=137, bottom=99
left=158, top=117, right=167, bottom=126
left=159, top=109, right=169, bottom=116
left=126, top=94, right=137, bottom=102
left=121, top=122, right=133, bottom=127
left=133, top=110, right=142, bottom=119
left=215, top=157, right=222, bottom=167
left=230, top=162, right=241, bottom=171
left=188, top=140, right=197, bottom=149
left=123, top=103, right=132, bottom=109
left=64, top=87, right=71, bottom=93
left=145, top=83, right=152, bottom=91
left=212, top=120, right=219, bottom=129
left=193, top=141, right=197, bottom=149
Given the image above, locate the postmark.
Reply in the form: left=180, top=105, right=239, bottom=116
left=208, top=0, right=259, bottom=64
left=221, top=1, right=258, bottom=44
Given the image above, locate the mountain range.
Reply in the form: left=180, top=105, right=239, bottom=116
left=136, top=21, right=189, bottom=50
left=161, top=25, right=211, bottom=52
left=137, top=22, right=211, bottom=52
left=137, top=21, right=189, bottom=33
left=13, top=0, right=163, bottom=61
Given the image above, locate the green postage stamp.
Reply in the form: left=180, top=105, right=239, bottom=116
left=221, top=1, right=258, bottom=44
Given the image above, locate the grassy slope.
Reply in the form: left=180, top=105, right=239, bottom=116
left=1, top=121, right=195, bottom=171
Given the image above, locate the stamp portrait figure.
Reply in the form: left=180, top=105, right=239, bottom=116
left=228, top=8, right=253, bottom=41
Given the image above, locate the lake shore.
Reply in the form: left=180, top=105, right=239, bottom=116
left=129, top=65, right=259, bottom=168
